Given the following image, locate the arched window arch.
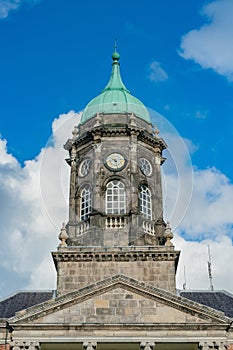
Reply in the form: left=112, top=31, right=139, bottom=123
left=140, top=185, right=152, bottom=220
left=106, top=180, right=126, bottom=214
left=80, top=185, right=92, bottom=221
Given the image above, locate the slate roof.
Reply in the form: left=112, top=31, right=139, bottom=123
left=1, top=288, right=233, bottom=320
left=179, top=290, right=233, bottom=318
left=0, top=291, right=54, bottom=319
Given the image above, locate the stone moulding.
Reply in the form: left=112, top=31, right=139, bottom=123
left=64, top=122, right=167, bottom=153
left=52, top=249, right=180, bottom=264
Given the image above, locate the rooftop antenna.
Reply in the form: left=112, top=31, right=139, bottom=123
left=207, top=245, right=214, bottom=291
left=183, top=265, right=187, bottom=290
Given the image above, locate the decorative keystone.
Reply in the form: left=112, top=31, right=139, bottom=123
left=58, top=222, right=68, bottom=247
left=140, top=341, right=155, bottom=350
left=164, top=221, right=174, bottom=246
left=83, top=341, right=97, bottom=350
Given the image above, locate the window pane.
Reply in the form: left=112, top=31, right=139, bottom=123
left=139, top=185, right=152, bottom=220
left=80, top=186, right=92, bottom=221
left=106, top=180, right=126, bottom=214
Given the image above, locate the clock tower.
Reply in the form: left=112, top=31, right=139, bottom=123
left=53, top=51, right=180, bottom=295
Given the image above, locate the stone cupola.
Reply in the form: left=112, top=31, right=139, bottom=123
left=52, top=51, right=180, bottom=295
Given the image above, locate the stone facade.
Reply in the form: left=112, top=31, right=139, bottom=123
left=64, top=114, right=167, bottom=247
left=55, top=111, right=177, bottom=296
left=32, top=286, right=213, bottom=324
left=2, top=275, right=233, bottom=349
left=53, top=246, right=179, bottom=295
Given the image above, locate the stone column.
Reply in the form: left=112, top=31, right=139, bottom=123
left=10, top=342, right=40, bottom=350
left=83, top=342, right=97, bottom=350
left=140, top=342, right=155, bottom=350
left=198, top=341, right=228, bottom=349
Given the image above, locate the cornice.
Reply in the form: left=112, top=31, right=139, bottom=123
left=52, top=247, right=180, bottom=263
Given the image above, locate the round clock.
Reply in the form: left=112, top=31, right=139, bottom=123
left=105, top=153, right=126, bottom=171
left=139, top=158, right=152, bottom=176
left=79, top=158, right=92, bottom=177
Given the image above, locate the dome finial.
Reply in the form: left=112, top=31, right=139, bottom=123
left=112, top=39, right=120, bottom=61
left=114, top=38, right=117, bottom=52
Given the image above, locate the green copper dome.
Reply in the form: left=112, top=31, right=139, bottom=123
left=80, top=52, right=151, bottom=124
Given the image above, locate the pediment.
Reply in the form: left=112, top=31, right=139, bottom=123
left=9, top=275, right=230, bottom=325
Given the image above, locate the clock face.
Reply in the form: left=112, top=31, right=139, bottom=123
left=139, top=158, right=152, bottom=176
left=106, top=153, right=126, bottom=171
left=79, top=158, right=92, bottom=177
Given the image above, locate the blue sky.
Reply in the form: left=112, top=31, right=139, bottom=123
left=1, top=0, right=232, bottom=176
left=1, top=0, right=233, bottom=298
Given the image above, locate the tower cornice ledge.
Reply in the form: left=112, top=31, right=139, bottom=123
left=64, top=124, right=167, bottom=153
left=52, top=246, right=180, bottom=265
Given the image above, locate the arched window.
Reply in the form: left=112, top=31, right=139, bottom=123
left=80, top=185, right=92, bottom=221
left=106, top=180, right=126, bottom=214
left=140, top=185, right=152, bottom=220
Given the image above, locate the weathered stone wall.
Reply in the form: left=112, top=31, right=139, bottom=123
left=55, top=255, right=177, bottom=295
left=35, top=287, right=205, bottom=324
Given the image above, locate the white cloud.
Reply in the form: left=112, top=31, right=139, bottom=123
left=0, top=110, right=81, bottom=296
left=162, top=132, right=233, bottom=293
left=0, top=138, right=18, bottom=166
left=0, top=0, right=39, bottom=19
left=148, top=61, right=168, bottom=82
left=180, top=0, right=233, bottom=81
left=175, top=235, right=233, bottom=292
left=172, top=166, right=233, bottom=290
left=178, top=167, right=233, bottom=239
left=0, top=0, right=20, bottom=18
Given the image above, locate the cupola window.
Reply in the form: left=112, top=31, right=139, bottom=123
left=140, top=185, right=152, bottom=220
left=106, top=180, right=126, bottom=214
left=80, top=185, right=92, bottom=221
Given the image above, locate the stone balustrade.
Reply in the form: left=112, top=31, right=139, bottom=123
left=142, top=220, right=155, bottom=235
left=76, top=220, right=90, bottom=235
left=105, top=215, right=126, bottom=228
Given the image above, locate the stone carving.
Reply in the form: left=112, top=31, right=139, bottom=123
left=94, top=113, right=102, bottom=126
left=140, top=341, right=155, bottom=350
left=72, top=125, right=79, bottom=140
left=58, top=223, right=68, bottom=247
left=70, top=145, right=77, bottom=166
left=164, top=222, right=173, bottom=246
left=199, top=341, right=228, bottom=349
left=130, top=113, right=137, bottom=126
left=83, top=341, right=97, bottom=350
left=10, top=342, right=40, bottom=350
